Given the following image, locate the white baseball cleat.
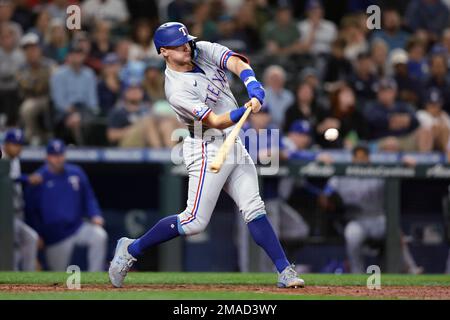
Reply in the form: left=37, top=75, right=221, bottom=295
left=277, top=265, right=305, bottom=288
left=109, top=237, right=137, bottom=288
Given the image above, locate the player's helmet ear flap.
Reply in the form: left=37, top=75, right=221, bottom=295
left=189, top=40, right=197, bottom=59
left=154, top=22, right=197, bottom=54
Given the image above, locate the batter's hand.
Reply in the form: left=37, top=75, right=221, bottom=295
left=245, top=97, right=261, bottom=113
left=247, top=81, right=265, bottom=105
left=28, top=173, right=43, bottom=185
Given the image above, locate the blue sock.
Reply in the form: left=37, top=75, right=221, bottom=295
left=247, top=215, right=290, bottom=273
left=128, top=215, right=180, bottom=257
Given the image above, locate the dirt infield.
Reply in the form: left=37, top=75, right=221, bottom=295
left=1, top=284, right=450, bottom=299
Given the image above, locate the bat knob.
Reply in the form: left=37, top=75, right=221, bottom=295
left=209, top=164, right=220, bottom=173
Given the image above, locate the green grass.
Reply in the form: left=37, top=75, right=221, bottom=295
left=0, top=272, right=449, bottom=300
left=1, top=272, right=449, bottom=286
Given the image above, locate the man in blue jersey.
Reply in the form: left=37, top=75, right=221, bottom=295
left=25, top=139, right=108, bottom=271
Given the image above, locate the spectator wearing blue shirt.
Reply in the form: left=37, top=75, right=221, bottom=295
left=406, top=37, right=429, bottom=82
left=371, top=8, right=410, bottom=53
left=283, top=120, right=313, bottom=158
left=24, top=139, right=107, bottom=271
left=364, top=78, right=432, bottom=152
left=50, top=42, right=99, bottom=145
left=97, top=53, right=122, bottom=116
left=405, top=0, right=450, bottom=40
left=348, top=52, right=378, bottom=107
left=262, top=65, right=294, bottom=129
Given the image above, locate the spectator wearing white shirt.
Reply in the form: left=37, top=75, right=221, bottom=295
left=0, top=22, right=25, bottom=127
left=297, top=0, right=337, bottom=55
left=417, top=88, right=450, bottom=152
left=341, top=14, right=369, bottom=61
left=263, top=65, right=294, bottom=128
left=371, top=38, right=389, bottom=77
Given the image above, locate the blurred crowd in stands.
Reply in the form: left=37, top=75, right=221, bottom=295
left=1, top=0, right=450, bottom=158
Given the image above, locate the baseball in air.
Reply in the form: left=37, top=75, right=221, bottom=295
left=324, top=128, right=339, bottom=141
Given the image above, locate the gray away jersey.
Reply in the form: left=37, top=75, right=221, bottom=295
left=164, top=41, right=246, bottom=133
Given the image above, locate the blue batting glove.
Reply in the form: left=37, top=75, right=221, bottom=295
left=247, top=81, right=265, bottom=104
left=240, top=69, right=265, bottom=104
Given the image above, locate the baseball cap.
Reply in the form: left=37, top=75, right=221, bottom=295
left=4, top=128, right=25, bottom=145
left=47, top=139, right=66, bottom=155
left=20, top=33, right=39, bottom=48
left=375, top=77, right=397, bottom=91
left=425, top=88, right=443, bottom=104
left=389, top=48, right=408, bottom=66
left=289, top=120, right=311, bottom=134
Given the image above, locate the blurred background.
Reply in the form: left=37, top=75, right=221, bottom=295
left=1, top=0, right=450, bottom=275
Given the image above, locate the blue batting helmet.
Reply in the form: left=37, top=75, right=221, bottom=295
left=153, top=22, right=196, bottom=54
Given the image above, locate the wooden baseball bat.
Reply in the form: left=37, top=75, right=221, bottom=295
left=209, top=105, right=253, bottom=173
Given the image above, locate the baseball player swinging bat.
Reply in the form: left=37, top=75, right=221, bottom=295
left=209, top=98, right=256, bottom=173
left=109, top=22, right=305, bottom=289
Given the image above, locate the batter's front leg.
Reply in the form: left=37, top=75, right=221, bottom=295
left=224, top=160, right=288, bottom=267
left=224, top=158, right=305, bottom=287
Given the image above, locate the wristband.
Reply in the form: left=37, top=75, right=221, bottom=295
left=240, top=69, right=257, bottom=87
left=230, top=106, right=247, bottom=123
